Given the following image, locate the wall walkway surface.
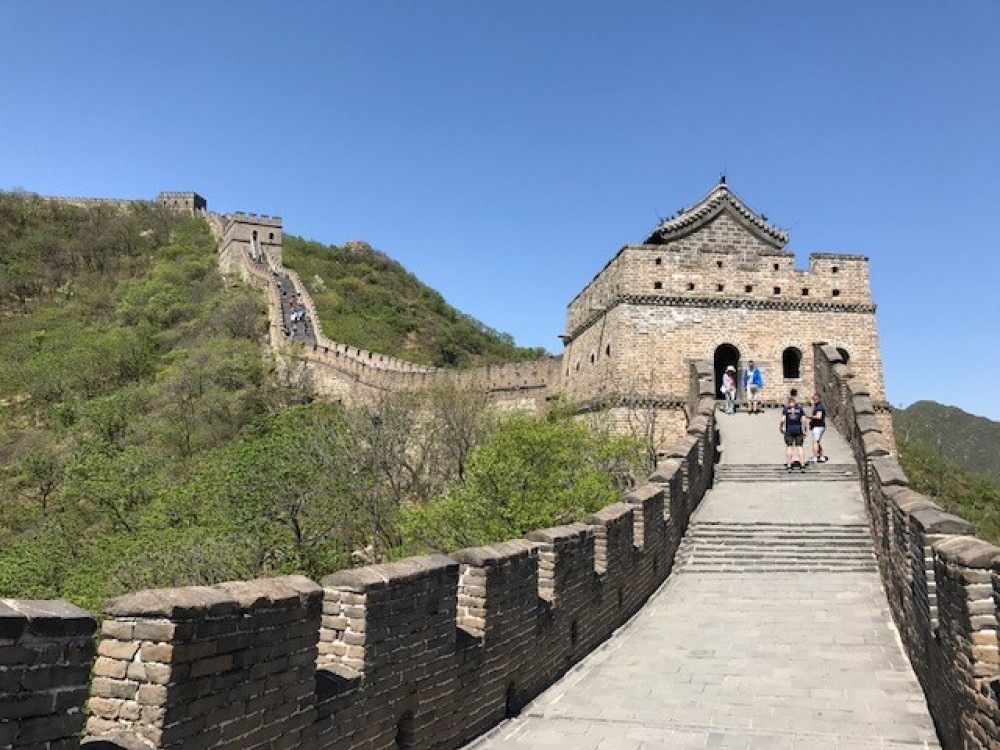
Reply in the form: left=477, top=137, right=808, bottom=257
left=468, top=411, right=940, bottom=749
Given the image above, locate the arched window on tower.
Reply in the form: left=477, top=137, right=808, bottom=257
left=782, top=347, right=802, bottom=379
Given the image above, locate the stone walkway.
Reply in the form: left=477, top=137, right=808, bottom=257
left=276, top=273, right=316, bottom=344
left=468, top=409, right=940, bottom=749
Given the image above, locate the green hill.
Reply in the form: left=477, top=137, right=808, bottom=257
left=896, top=438, right=1000, bottom=545
left=281, top=235, right=547, bottom=367
left=893, top=401, right=1000, bottom=545
left=894, top=401, right=1000, bottom=482
left=0, top=192, right=635, bottom=613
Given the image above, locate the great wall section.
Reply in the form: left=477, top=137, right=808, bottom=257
left=2, top=189, right=998, bottom=748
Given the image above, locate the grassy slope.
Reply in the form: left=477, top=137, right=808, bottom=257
left=281, top=235, right=547, bottom=368
left=894, top=401, right=1000, bottom=482
left=893, top=400, right=1000, bottom=545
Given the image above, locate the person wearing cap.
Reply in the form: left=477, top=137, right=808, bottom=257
left=721, top=365, right=737, bottom=414
left=742, top=360, right=765, bottom=414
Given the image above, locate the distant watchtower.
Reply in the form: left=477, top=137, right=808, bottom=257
left=560, top=181, right=890, bottom=448
left=217, top=212, right=284, bottom=274
left=157, top=191, right=207, bottom=217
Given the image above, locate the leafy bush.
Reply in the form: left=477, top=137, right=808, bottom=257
left=397, top=414, right=644, bottom=553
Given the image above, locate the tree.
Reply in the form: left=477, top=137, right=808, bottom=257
left=398, top=413, right=644, bottom=553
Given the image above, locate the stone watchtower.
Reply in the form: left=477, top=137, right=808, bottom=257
left=560, top=180, right=891, bottom=448
left=157, top=191, right=207, bottom=217
left=217, top=212, right=284, bottom=274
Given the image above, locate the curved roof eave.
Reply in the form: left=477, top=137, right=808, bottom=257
left=644, top=183, right=789, bottom=248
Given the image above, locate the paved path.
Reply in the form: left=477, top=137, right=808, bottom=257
left=468, top=410, right=940, bottom=749
left=275, top=273, right=317, bottom=345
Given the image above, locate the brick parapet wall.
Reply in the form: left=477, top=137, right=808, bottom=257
left=85, top=576, right=322, bottom=748
left=814, top=343, right=1000, bottom=750
left=0, top=600, right=95, bottom=749
left=935, top=539, right=1000, bottom=749
left=566, top=212, right=873, bottom=336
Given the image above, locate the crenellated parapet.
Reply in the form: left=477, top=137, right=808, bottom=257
left=38, top=190, right=206, bottom=218
left=814, top=344, right=1000, bottom=750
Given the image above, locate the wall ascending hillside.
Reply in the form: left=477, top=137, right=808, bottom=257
left=216, top=213, right=567, bottom=416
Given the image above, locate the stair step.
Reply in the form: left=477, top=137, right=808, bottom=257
left=714, top=463, right=859, bottom=483
left=676, top=520, right=876, bottom=574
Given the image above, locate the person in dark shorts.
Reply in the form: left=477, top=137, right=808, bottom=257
left=780, top=395, right=808, bottom=472
left=809, top=393, right=828, bottom=463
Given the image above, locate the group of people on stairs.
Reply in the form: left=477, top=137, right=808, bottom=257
left=780, top=392, right=827, bottom=472
left=719, top=361, right=828, bottom=472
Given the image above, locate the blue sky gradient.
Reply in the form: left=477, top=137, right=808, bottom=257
left=2, top=2, right=998, bottom=418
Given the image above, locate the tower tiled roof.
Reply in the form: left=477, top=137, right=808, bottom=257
left=645, top=182, right=788, bottom=247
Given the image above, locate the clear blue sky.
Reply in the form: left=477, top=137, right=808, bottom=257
left=2, top=2, right=998, bottom=419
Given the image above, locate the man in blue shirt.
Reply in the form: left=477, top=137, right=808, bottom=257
left=743, top=360, right=764, bottom=414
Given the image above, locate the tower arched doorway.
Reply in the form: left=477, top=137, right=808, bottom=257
left=714, top=344, right=741, bottom=399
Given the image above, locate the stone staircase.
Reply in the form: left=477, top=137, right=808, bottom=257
left=676, top=520, right=877, bottom=573
left=715, top=462, right=859, bottom=483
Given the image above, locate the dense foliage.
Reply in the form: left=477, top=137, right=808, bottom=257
left=282, top=235, right=547, bottom=367
left=0, top=194, right=640, bottom=613
left=397, top=413, right=644, bottom=553
left=894, top=401, right=1000, bottom=483
left=897, top=437, right=1000, bottom=546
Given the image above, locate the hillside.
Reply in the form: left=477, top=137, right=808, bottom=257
left=894, top=401, right=1000, bottom=482
left=0, top=192, right=639, bottom=613
left=282, top=235, right=547, bottom=367
left=896, top=438, right=1000, bottom=545
left=893, top=400, right=1000, bottom=545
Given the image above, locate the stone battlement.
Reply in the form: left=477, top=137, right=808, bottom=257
left=228, top=211, right=283, bottom=226
left=38, top=191, right=207, bottom=218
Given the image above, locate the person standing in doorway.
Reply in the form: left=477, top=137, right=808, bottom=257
left=722, top=366, right=737, bottom=414
left=809, top=393, right=828, bottom=463
left=743, top=360, right=764, bottom=414
left=780, top=394, right=808, bottom=472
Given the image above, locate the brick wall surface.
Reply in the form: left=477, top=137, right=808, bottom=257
left=0, top=600, right=95, bottom=749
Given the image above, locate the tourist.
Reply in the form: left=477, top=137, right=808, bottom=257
left=743, top=360, right=764, bottom=414
left=721, top=366, right=737, bottom=414
left=780, top=394, right=808, bottom=472
left=809, top=393, right=828, bottom=463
